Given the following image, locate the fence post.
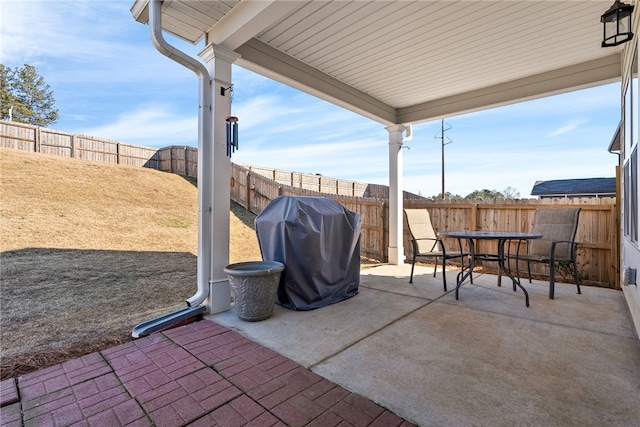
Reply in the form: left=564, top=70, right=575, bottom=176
left=70, top=134, right=75, bottom=158
left=611, top=203, right=619, bottom=288
left=116, top=143, right=121, bottom=164
left=382, top=201, right=388, bottom=262
left=184, top=147, right=188, bottom=176
left=471, top=203, right=478, bottom=230
left=245, top=171, right=251, bottom=211
left=35, top=126, right=40, bottom=153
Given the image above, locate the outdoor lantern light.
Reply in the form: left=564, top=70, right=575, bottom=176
left=226, top=116, right=239, bottom=157
left=601, top=1, right=635, bottom=47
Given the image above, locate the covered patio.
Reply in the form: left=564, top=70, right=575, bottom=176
left=118, top=1, right=640, bottom=424
left=107, top=0, right=640, bottom=424
left=128, top=0, right=640, bottom=332
left=1, top=1, right=639, bottom=425
left=126, top=0, right=638, bottom=334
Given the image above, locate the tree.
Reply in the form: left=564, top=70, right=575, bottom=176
left=503, top=186, right=521, bottom=199
left=427, top=187, right=521, bottom=200
left=465, top=189, right=504, bottom=200
left=462, top=187, right=521, bottom=200
left=428, top=192, right=462, bottom=201
left=1, top=64, right=59, bottom=126
left=0, top=65, right=16, bottom=120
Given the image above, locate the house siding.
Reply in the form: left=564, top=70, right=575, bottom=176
left=620, top=11, right=640, bottom=337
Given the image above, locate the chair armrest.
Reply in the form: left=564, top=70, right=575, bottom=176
left=414, top=237, right=438, bottom=242
left=412, top=237, right=440, bottom=253
left=437, top=236, right=469, bottom=257
left=413, top=237, right=463, bottom=256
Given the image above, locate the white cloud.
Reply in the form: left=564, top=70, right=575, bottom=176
left=1, top=0, right=196, bottom=84
left=233, top=95, right=299, bottom=131
left=548, top=119, right=589, bottom=137
left=3, top=1, right=123, bottom=63
left=234, top=136, right=387, bottom=175
left=76, top=104, right=197, bottom=147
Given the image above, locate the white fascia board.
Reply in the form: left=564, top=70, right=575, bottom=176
left=608, top=122, right=622, bottom=153
left=131, top=0, right=150, bottom=23
left=236, top=39, right=397, bottom=126
left=207, top=1, right=299, bottom=51
left=398, top=54, right=622, bottom=125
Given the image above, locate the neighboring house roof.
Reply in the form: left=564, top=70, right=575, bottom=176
left=530, top=178, right=616, bottom=197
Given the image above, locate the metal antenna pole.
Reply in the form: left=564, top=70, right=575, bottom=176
left=441, top=119, right=445, bottom=198
left=435, top=119, right=452, bottom=199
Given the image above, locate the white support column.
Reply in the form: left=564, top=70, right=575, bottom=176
left=199, top=44, right=240, bottom=314
left=386, top=124, right=410, bottom=265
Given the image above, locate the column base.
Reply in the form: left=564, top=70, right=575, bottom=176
left=207, top=278, right=232, bottom=314
left=388, top=247, right=405, bottom=265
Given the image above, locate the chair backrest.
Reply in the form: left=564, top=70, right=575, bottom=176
left=404, top=209, right=438, bottom=254
left=528, top=208, right=580, bottom=259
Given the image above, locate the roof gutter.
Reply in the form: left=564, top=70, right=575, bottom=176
left=607, top=121, right=621, bottom=164
left=149, top=0, right=212, bottom=308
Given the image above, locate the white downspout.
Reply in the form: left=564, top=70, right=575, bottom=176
left=149, top=0, right=211, bottom=307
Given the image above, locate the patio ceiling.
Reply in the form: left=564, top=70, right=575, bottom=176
left=131, top=0, right=624, bottom=126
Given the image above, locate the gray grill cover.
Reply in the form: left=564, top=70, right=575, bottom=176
left=255, top=196, right=361, bottom=310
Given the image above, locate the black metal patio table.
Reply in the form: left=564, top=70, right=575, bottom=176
left=438, top=230, right=543, bottom=307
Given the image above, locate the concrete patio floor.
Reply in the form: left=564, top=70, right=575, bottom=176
left=210, top=264, right=640, bottom=426
left=2, top=264, right=639, bottom=426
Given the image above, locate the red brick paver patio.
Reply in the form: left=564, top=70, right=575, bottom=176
left=0, top=320, right=415, bottom=426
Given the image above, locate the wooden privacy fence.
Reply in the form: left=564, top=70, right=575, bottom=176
left=403, top=198, right=618, bottom=289
left=157, top=146, right=198, bottom=177
left=230, top=164, right=386, bottom=260
left=234, top=164, right=370, bottom=197
left=1, top=121, right=161, bottom=168
left=2, top=120, right=618, bottom=288
left=232, top=164, right=618, bottom=289
left=1, top=121, right=366, bottom=195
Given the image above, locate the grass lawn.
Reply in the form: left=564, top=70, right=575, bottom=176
left=0, top=148, right=262, bottom=379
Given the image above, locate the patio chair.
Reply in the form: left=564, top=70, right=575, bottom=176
left=404, top=208, right=470, bottom=291
left=512, top=208, right=581, bottom=299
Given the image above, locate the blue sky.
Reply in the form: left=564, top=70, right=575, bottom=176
left=1, top=0, right=621, bottom=198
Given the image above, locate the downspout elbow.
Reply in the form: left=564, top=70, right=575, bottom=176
left=149, top=0, right=208, bottom=80
left=186, top=288, right=207, bottom=307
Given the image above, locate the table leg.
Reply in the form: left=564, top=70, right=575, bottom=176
left=455, top=238, right=475, bottom=300
left=498, top=239, right=529, bottom=307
